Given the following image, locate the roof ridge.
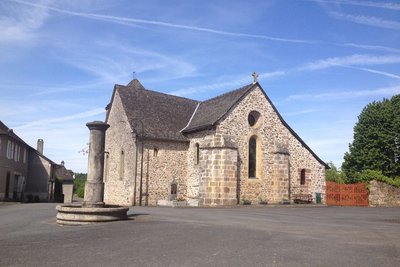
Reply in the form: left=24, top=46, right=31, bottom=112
left=119, top=83, right=199, bottom=103
left=180, top=102, right=200, bottom=132
left=143, top=88, right=199, bottom=103
left=200, top=83, right=253, bottom=103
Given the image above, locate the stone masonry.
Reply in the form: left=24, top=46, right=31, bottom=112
left=104, top=89, right=137, bottom=206
left=198, top=135, right=238, bottom=206
left=369, top=180, right=400, bottom=207
left=216, top=86, right=325, bottom=204
left=104, top=79, right=327, bottom=206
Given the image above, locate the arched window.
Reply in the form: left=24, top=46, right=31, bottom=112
left=153, top=148, right=158, bottom=157
left=171, top=183, right=177, bottom=195
left=249, top=137, right=257, bottom=178
left=195, top=143, right=200, bottom=165
left=300, top=169, right=306, bottom=185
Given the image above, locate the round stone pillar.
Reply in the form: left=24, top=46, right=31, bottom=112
left=83, top=121, right=109, bottom=208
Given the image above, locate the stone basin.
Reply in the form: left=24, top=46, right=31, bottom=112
left=56, top=204, right=129, bottom=225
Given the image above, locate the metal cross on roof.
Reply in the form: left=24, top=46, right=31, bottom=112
left=252, top=72, right=259, bottom=84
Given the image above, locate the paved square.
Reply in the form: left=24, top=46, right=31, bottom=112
left=0, top=203, right=399, bottom=266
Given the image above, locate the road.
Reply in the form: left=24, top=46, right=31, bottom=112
left=0, top=203, right=399, bottom=266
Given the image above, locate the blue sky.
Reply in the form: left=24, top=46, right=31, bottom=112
left=1, top=0, right=399, bottom=173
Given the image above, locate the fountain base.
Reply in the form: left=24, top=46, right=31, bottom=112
left=56, top=204, right=129, bottom=225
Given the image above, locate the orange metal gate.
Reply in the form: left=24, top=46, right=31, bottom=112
left=326, top=182, right=369, bottom=206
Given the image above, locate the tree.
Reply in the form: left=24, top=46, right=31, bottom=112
left=325, top=162, right=346, bottom=183
left=73, top=173, right=87, bottom=198
left=342, top=94, right=400, bottom=179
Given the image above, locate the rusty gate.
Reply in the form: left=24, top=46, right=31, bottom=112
left=326, top=182, right=369, bottom=206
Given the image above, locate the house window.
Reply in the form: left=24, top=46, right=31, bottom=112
left=154, top=148, right=158, bottom=157
left=249, top=136, right=257, bottom=178
left=7, top=141, right=12, bottom=159
left=15, top=145, right=20, bottom=162
left=195, top=143, right=200, bottom=165
left=300, top=169, right=306, bottom=185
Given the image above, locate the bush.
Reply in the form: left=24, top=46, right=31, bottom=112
left=352, top=170, right=400, bottom=188
left=325, top=162, right=346, bottom=183
left=74, top=173, right=87, bottom=198
left=75, top=186, right=85, bottom=198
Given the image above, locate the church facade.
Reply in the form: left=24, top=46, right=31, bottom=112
left=103, top=79, right=327, bottom=206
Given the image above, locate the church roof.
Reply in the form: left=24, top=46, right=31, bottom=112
left=106, top=79, right=328, bottom=167
left=109, top=80, right=198, bottom=142
left=181, top=84, right=254, bottom=133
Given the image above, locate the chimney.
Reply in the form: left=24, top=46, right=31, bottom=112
left=37, top=139, right=44, bottom=154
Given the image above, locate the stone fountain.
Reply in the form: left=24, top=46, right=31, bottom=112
left=56, top=121, right=128, bottom=225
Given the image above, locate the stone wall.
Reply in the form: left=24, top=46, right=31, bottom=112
left=369, top=180, right=400, bottom=207
left=198, top=135, right=238, bottom=206
left=105, top=90, right=190, bottom=206
left=134, top=140, right=189, bottom=206
left=25, top=153, right=52, bottom=201
left=216, top=86, right=326, bottom=204
left=186, top=130, right=216, bottom=203
left=104, top=90, right=137, bottom=206
left=105, top=84, right=326, bottom=206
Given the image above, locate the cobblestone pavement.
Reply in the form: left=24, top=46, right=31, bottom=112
left=0, top=203, right=399, bottom=266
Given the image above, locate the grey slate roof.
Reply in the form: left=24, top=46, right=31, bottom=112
left=110, top=80, right=198, bottom=141
left=181, top=84, right=255, bottom=133
left=106, top=79, right=328, bottom=168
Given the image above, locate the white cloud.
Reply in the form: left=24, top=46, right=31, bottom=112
left=169, top=71, right=285, bottom=97
left=282, top=109, right=317, bottom=116
left=51, top=40, right=198, bottom=85
left=286, top=85, right=400, bottom=101
left=9, top=108, right=106, bottom=173
left=345, top=66, right=400, bottom=79
left=9, top=0, right=316, bottom=44
left=14, top=108, right=105, bottom=130
left=330, top=11, right=400, bottom=30
left=342, top=43, right=400, bottom=54
left=299, top=54, right=400, bottom=71
left=0, top=0, right=52, bottom=43
left=311, top=0, right=400, bottom=11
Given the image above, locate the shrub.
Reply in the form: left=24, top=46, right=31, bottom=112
left=353, top=170, right=400, bottom=188
left=73, top=173, right=87, bottom=198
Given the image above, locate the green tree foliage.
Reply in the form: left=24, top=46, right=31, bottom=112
left=73, top=173, right=87, bottom=198
left=343, top=95, right=400, bottom=179
left=353, top=170, right=400, bottom=188
left=325, top=162, right=346, bottom=183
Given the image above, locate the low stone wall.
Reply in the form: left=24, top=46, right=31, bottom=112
left=369, top=180, right=400, bottom=207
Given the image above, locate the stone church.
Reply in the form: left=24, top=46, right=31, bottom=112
left=103, top=77, right=327, bottom=206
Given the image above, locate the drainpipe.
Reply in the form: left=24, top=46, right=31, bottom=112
left=139, top=137, right=144, bottom=206
left=133, top=137, right=138, bottom=206
left=134, top=120, right=144, bottom=207
left=288, top=157, right=291, bottom=201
